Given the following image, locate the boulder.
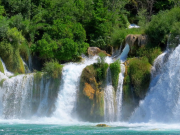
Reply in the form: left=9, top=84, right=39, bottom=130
left=88, top=47, right=111, bottom=57
left=96, top=124, right=109, bottom=127
left=125, top=34, right=148, bottom=55
left=76, top=64, right=105, bottom=122
left=125, top=34, right=148, bottom=47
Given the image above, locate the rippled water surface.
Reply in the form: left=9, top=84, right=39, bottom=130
left=0, top=120, right=180, bottom=135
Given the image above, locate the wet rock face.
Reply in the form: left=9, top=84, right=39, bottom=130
left=76, top=65, right=105, bottom=122
left=88, top=47, right=111, bottom=57
left=125, top=34, right=148, bottom=55
left=125, top=34, right=148, bottom=47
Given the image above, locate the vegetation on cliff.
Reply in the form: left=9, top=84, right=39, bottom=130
left=77, top=53, right=109, bottom=121
left=77, top=64, right=106, bottom=121
left=0, top=0, right=177, bottom=72
left=110, top=60, right=121, bottom=91
left=0, top=59, right=4, bottom=74
left=124, top=57, right=151, bottom=100
left=42, top=60, right=63, bottom=79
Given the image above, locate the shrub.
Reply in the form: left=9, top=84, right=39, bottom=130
left=19, top=42, right=30, bottom=62
left=0, top=41, right=25, bottom=73
left=137, top=46, right=162, bottom=65
left=97, top=52, right=106, bottom=65
left=127, top=57, right=151, bottom=98
left=169, top=22, right=180, bottom=49
left=94, top=63, right=109, bottom=83
left=0, top=17, right=8, bottom=39
left=43, top=60, right=63, bottom=79
left=145, top=7, right=180, bottom=46
left=90, top=36, right=106, bottom=49
left=110, top=60, right=121, bottom=91
left=7, top=27, right=25, bottom=49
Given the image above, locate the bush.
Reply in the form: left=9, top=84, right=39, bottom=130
left=0, top=40, right=25, bottom=73
left=90, top=36, right=106, bottom=49
left=169, top=22, right=180, bottom=49
left=43, top=60, right=63, bottom=79
left=110, top=60, right=121, bottom=91
left=19, top=42, right=30, bottom=62
left=7, top=27, right=25, bottom=49
left=137, top=46, right=162, bottom=65
left=0, top=17, right=8, bottom=39
left=145, top=7, right=180, bottom=46
left=127, top=57, right=151, bottom=98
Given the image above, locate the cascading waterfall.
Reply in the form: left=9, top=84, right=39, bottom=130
left=52, top=57, right=98, bottom=121
left=151, top=52, right=167, bottom=79
left=28, top=55, right=33, bottom=72
left=0, top=74, right=57, bottom=119
left=104, top=64, right=126, bottom=122
left=0, top=58, right=59, bottom=119
left=116, top=64, right=125, bottom=121
left=130, top=44, right=180, bottom=123
left=0, top=58, right=14, bottom=77
left=118, top=43, right=130, bottom=62
left=104, top=68, right=115, bottom=122
left=104, top=43, right=130, bottom=122
left=2, top=74, right=34, bottom=119
left=0, top=54, right=126, bottom=122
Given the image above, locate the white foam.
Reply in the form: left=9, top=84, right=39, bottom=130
left=52, top=56, right=98, bottom=121
left=128, top=24, right=140, bottom=29
left=130, top=44, right=180, bottom=123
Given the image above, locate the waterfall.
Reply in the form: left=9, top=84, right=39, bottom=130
left=104, top=68, right=115, bottom=122
left=28, top=55, right=33, bottom=72
left=116, top=64, right=125, bottom=121
left=0, top=73, right=59, bottom=119
left=52, top=57, right=98, bottom=121
left=0, top=58, right=14, bottom=77
left=130, top=44, right=180, bottom=123
left=1, top=74, right=34, bottom=119
left=104, top=43, right=130, bottom=122
left=118, top=44, right=130, bottom=62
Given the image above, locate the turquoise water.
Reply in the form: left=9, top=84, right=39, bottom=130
left=0, top=121, right=180, bottom=135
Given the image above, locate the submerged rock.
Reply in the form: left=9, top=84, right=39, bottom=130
left=96, top=124, right=109, bottom=127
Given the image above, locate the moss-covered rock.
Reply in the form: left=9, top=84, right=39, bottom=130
left=125, top=34, right=148, bottom=56
left=122, top=57, right=151, bottom=120
left=0, top=49, right=25, bottom=74
left=96, top=124, right=109, bottom=127
left=0, top=59, right=4, bottom=74
left=124, top=57, right=151, bottom=100
left=32, top=71, right=62, bottom=116
left=77, top=63, right=108, bottom=122
left=110, top=60, right=121, bottom=91
left=42, top=60, right=63, bottom=79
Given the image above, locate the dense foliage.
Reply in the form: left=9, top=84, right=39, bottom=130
left=110, top=60, right=121, bottom=91
left=123, top=57, right=151, bottom=101
left=0, top=0, right=178, bottom=73
left=145, top=8, right=180, bottom=47
left=42, top=60, right=63, bottom=79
